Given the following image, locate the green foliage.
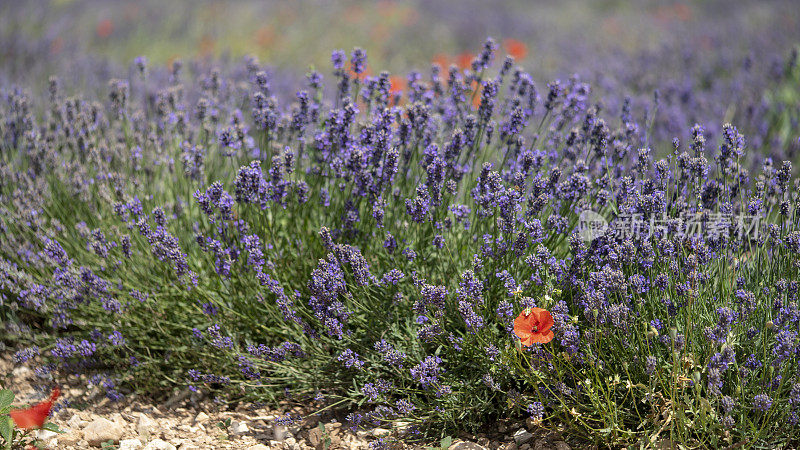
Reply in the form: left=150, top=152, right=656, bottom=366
left=0, top=390, right=14, bottom=450
left=1, top=33, right=800, bottom=449
left=763, top=45, right=800, bottom=161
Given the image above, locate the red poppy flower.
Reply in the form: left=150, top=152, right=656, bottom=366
left=96, top=19, right=113, bottom=39
left=514, top=308, right=554, bottom=346
left=471, top=80, right=483, bottom=110
left=432, top=53, right=449, bottom=69
left=456, top=52, right=475, bottom=70
left=388, top=76, right=405, bottom=95
left=9, top=387, right=60, bottom=430
left=503, top=38, right=528, bottom=60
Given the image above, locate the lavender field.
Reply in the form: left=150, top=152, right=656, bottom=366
left=2, top=1, right=800, bottom=448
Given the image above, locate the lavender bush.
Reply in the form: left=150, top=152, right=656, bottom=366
left=2, top=36, right=800, bottom=447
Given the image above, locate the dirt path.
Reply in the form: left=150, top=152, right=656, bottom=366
left=2, top=354, right=572, bottom=450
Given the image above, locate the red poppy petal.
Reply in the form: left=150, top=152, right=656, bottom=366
left=49, top=387, right=61, bottom=403
left=520, top=334, right=535, bottom=347
left=528, top=330, right=554, bottom=344
left=9, top=387, right=59, bottom=430
left=536, top=310, right=555, bottom=333
left=10, top=403, right=49, bottom=429
left=513, top=312, right=535, bottom=330
left=515, top=329, right=533, bottom=341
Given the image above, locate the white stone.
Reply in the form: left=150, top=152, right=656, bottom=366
left=57, top=430, right=82, bottom=446
left=12, top=366, right=31, bottom=377
left=66, top=414, right=88, bottom=429
left=193, top=412, right=210, bottom=423
left=119, top=438, right=144, bottom=450
left=34, top=429, right=59, bottom=442
left=247, top=445, right=270, bottom=450
left=83, top=417, right=125, bottom=446
left=273, top=424, right=288, bottom=442
left=142, top=438, right=177, bottom=450
left=513, top=428, right=534, bottom=445
left=177, top=442, right=200, bottom=450
left=449, top=442, right=488, bottom=450
left=137, top=414, right=159, bottom=438
left=230, top=420, right=249, bottom=434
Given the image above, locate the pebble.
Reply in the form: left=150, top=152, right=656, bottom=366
left=3, top=352, right=573, bottom=450
left=137, top=413, right=159, bottom=438
left=66, top=414, right=88, bottom=429
left=450, top=442, right=489, bottom=450
left=58, top=430, right=82, bottom=446
left=142, top=438, right=177, bottom=450
left=83, top=417, right=125, bottom=446
left=119, top=438, right=144, bottom=450
left=230, top=420, right=249, bottom=434
left=514, top=428, right=534, bottom=445
left=273, top=423, right=289, bottom=442
left=34, top=429, right=59, bottom=442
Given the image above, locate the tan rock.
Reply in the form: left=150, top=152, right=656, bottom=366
left=137, top=414, right=159, bottom=438
left=307, top=426, right=325, bottom=448
left=514, top=428, right=534, bottom=445
left=142, top=438, right=177, bottom=450
left=230, top=420, right=249, bottom=434
left=66, top=414, right=88, bottom=429
left=273, top=424, right=289, bottom=442
left=449, top=442, right=489, bottom=450
left=119, top=439, right=144, bottom=450
left=34, top=429, right=59, bottom=442
left=83, top=417, right=125, bottom=446
left=58, top=430, right=82, bottom=446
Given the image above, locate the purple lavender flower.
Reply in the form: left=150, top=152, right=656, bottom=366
left=753, top=394, right=772, bottom=412
left=527, top=402, right=544, bottom=421
left=338, top=349, right=365, bottom=370
left=410, top=356, right=443, bottom=389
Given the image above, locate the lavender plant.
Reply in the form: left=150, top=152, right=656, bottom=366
left=1, top=38, right=800, bottom=447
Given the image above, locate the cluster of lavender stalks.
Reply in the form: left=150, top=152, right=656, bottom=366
left=2, top=38, right=800, bottom=447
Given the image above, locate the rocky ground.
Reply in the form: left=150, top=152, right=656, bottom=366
left=2, top=354, right=576, bottom=449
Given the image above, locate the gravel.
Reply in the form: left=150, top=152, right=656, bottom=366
left=2, top=353, right=578, bottom=449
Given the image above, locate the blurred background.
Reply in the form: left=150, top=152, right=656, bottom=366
left=2, top=0, right=798, bottom=84
left=2, top=0, right=799, bottom=154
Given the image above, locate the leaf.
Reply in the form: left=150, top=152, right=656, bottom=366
left=0, top=391, right=13, bottom=410
left=0, top=416, right=13, bottom=450
left=42, top=422, right=63, bottom=433
left=440, top=436, right=453, bottom=449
